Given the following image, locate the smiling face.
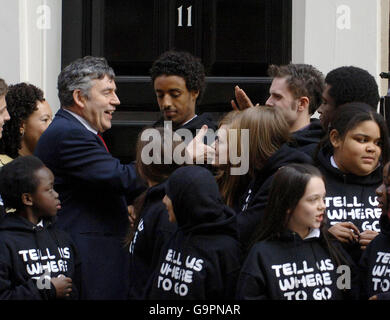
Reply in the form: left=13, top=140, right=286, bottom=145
left=0, top=94, right=10, bottom=139
left=31, top=167, right=61, bottom=219
left=163, top=194, right=176, bottom=223
left=331, top=120, right=381, bottom=176
left=376, top=162, right=390, bottom=216
left=20, top=100, right=53, bottom=155
left=154, top=75, right=199, bottom=126
left=80, top=75, right=120, bottom=133
left=287, top=176, right=326, bottom=238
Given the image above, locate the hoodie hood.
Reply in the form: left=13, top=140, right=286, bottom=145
left=165, top=166, right=237, bottom=237
left=249, top=143, right=313, bottom=194
left=292, top=119, right=325, bottom=147
left=277, top=228, right=321, bottom=243
left=261, top=143, right=313, bottom=173
left=145, top=181, right=166, bottom=202
left=317, top=143, right=382, bottom=185
left=0, top=213, right=56, bottom=232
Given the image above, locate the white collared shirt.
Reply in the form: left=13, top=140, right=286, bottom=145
left=304, top=228, right=321, bottom=240
left=63, top=108, right=98, bottom=135
left=181, top=114, right=198, bottom=126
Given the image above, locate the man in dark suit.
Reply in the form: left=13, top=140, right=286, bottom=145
left=35, top=56, right=137, bottom=299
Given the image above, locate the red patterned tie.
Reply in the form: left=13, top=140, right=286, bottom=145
left=97, top=133, right=109, bottom=153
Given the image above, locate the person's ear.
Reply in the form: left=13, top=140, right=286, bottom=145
left=21, top=193, right=33, bottom=207
left=73, top=89, right=87, bottom=109
left=191, top=90, right=199, bottom=102
left=329, top=129, right=342, bottom=148
left=297, top=96, right=309, bottom=112
left=19, top=121, right=26, bottom=137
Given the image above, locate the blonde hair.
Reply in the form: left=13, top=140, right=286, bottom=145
left=230, top=105, right=290, bottom=176
left=218, top=106, right=290, bottom=207
left=215, top=111, right=245, bottom=207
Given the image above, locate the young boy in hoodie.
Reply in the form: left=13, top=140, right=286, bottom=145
left=359, top=161, right=390, bottom=300
left=0, top=155, right=81, bottom=300
left=147, top=165, right=242, bottom=300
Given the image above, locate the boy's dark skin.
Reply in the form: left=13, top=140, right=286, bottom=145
left=19, top=166, right=73, bottom=298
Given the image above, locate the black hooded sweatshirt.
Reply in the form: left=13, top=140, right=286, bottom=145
left=237, top=143, right=313, bottom=246
left=236, top=229, right=358, bottom=300
left=147, top=166, right=242, bottom=300
left=153, top=113, right=217, bottom=145
left=359, top=213, right=390, bottom=300
left=128, top=181, right=177, bottom=300
left=0, top=214, right=82, bottom=300
left=290, top=119, right=325, bottom=158
left=317, top=144, right=382, bottom=262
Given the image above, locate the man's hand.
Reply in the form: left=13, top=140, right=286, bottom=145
left=231, top=85, right=257, bottom=110
left=185, top=125, right=215, bottom=165
left=51, top=275, right=73, bottom=298
left=328, top=222, right=360, bottom=243
left=359, top=230, right=379, bottom=250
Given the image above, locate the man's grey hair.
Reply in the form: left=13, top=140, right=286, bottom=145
left=58, top=56, right=115, bottom=107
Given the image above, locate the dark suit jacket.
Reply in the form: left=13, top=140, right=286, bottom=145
left=35, top=108, right=137, bottom=299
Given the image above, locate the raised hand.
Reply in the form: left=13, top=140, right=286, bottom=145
left=231, top=85, right=257, bottom=111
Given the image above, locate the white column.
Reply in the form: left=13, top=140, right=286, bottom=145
left=292, top=0, right=389, bottom=96
left=18, top=0, right=62, bottom=112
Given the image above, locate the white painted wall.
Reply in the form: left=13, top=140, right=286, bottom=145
left=292, top=0, right=389, bottom=97
left=0, top=0, right=20, bottom=84
left=0, top=0, right=62, bottom=112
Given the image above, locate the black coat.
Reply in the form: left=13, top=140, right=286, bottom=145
left=35, top=109, right=137, bottom=299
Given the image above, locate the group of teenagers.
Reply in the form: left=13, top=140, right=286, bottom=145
left=0, top=50, right=389, bottom=300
